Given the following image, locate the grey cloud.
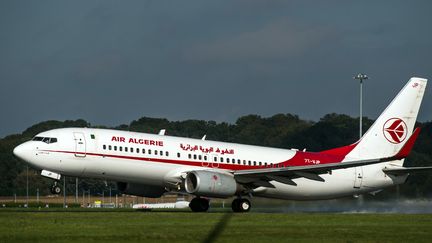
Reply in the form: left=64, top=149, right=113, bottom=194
left=185, top=18, right=331, bottom=63
left=0, top=1, right=431, bottom=137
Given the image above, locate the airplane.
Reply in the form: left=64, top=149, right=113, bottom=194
left=13, top=77, right=432, bottom=212
left=132, top=201, right=190, bottom=210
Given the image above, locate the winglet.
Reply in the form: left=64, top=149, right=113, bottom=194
left=392, top=127, right=421, bottom=160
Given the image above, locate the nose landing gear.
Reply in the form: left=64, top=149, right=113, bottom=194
left=50, top=181, right=61, bottom=195
left=40, top=170, right=62, bottom=195
left=231, top=198, right=251, bottom=212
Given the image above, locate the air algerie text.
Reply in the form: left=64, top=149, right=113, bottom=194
left=111, top=136, right=163, bottom=146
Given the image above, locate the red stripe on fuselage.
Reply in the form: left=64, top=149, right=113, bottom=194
left=42, top=147, right=351, bottom=171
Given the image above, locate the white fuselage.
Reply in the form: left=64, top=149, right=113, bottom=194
left=14, top=127, right=406, bottom=200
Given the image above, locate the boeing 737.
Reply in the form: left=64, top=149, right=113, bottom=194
left=13, top=77, right=432, bottom=212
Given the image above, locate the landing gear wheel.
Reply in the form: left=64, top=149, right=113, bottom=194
left=232, top=198, right=251, bottom=212
left=189, top=197, right=210, bottom=212
left=51, top=184, right=61, bottom=195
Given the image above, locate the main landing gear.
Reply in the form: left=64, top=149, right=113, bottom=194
left=189, top=197, right=210, bottom=212
left=189, top=197, right=251, bottom=212
left=50, top=181, right=61, bottom=195
left=231, top=198, right=251, bottom=213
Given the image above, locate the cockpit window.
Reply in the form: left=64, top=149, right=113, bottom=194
left=32, top=136, right=58, bottom=144
left=33, top=137, right=44, bottom=141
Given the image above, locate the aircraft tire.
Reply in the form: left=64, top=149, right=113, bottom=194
left=232, top=198, right=251, bottom=212
left=239, top=199, right=251, bottom=212
left=51, top=185, right=61, bottom=195
left=189, top=197, right=209, bottom=212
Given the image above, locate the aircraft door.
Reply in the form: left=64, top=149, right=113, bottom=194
left=73, top=132, right=86, bottom=157
left=354, top=167, right=363, bottom=188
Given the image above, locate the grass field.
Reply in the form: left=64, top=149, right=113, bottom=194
left=1, top=209, right=432, bottom=243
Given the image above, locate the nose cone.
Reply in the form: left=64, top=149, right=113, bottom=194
left=13, top=142, right=33, bottom=162
left=13, top=143, right=25, bottom=159
left=14, top=142, right=44, bottom=170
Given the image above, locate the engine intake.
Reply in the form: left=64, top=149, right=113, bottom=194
left=184, top=171, right=238, bottom=198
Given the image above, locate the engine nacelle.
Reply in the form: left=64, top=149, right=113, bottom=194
left=117, top=182, right=166, bottom=198
left=184, top=171, right=238, bottom=198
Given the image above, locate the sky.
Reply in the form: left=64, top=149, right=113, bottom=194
left=1, top=0, right=431, bottom=137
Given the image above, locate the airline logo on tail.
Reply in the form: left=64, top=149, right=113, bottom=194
left=383, top=118, right=407, bottom=144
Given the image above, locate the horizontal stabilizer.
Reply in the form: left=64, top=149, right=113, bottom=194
left=383, top=166, right=432, bottom=175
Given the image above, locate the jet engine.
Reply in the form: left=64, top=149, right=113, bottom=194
left=184, top=170, right=239, bottom=198
left=117, top=182, right=166, bottom=198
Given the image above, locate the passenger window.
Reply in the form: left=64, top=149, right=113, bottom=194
left=125, top=147, right=128, bottom=152
left=248, top=161, right=251, bottom=166
left=108, top=145, right=112, bottom=150
left=137, top=149, right=140, bottom=154
left=198, top=155, right=202, bottom=160
left=142, top=148, right=145, bottom=154
left=148, top=150, right=151, bottom=155
left=166, top=151, right=169, bottom=156
left=160, top=151, right=163, bottom=156
left=204, top=156, right=207, bottom=161
left=103, top=145, right=106, bottom=150
left=154, top=150, right=157, bottom=155
left=188, top=154, right=191, bottom=159
left=214, top=157, right=217, bottom=162
left=193, top=154, right=197, bottom=160
left=130, top=147, right=133, bottom=153
left=114, top=146, right=117, bottom=151
left=220, top=157, right=224, bottom=162
left=177, top=153, right=181, bottom=158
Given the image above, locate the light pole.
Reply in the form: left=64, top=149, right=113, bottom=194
left=26, top=166, right=29, bottom=206
left=75, top=178, right=78, bottom=203
left=63, top=176, right=66, bottom=208
left=354, top=73, right=368, bottom=139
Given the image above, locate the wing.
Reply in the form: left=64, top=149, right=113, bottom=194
left=234, top=128, right=421, bottom=187
left=234, top=157, right=397, bottom=186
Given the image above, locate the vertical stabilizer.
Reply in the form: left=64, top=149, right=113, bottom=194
left=346, top=77, right=427, bottom=161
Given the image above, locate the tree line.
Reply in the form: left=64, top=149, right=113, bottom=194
left=1, top=113, right=431, bottom=198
